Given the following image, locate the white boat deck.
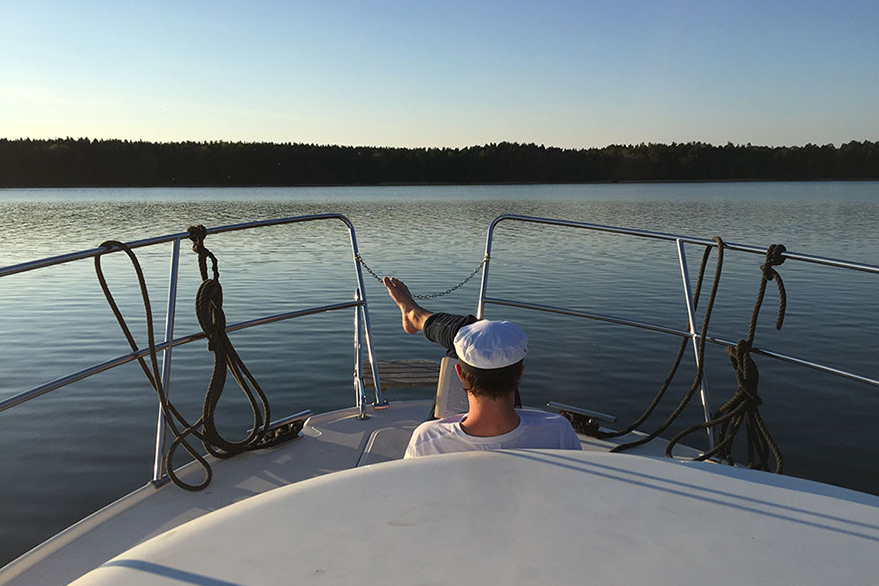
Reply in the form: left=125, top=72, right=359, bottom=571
left=71, top=450, right=879, bottom=586
left=0, top=399, right=696, bottom=586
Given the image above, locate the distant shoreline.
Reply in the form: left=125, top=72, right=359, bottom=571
left=2, top=139, right=877, bottom=187
left=2, top=178, right=877, bottom=190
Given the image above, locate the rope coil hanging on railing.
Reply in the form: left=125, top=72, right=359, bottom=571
left=96, top=240, right=214, bottom=490
left=601, top=237, right=726, bottom=451
left=667, top=244, right=786, bottom=472
left=94, top=227, right=301, bottom=492
left=601, top=239, right=785, bottom=473
left=187, top=225, right=290, bottom=460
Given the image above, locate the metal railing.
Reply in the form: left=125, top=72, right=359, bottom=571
left=0, top=213, right=385, bottom=484
left=475, top=215, right=879, bottom=448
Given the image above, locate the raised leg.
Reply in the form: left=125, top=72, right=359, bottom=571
left=383, top=277, right=434, bottom=334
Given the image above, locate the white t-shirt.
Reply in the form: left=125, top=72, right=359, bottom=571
left=404, top=409, right=582, bottom=458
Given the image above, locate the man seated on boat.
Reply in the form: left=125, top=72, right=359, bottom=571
left=383, top=277, right=581, bottom=458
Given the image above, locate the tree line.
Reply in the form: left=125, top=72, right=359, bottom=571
left=1, top=138, right=877, bottom=188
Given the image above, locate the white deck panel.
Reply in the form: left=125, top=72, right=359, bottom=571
left=1, top=398, right=704, bottom=586
left=70, top=449, right=879, bottom=586
left=0, top=401, right=430, bottom=586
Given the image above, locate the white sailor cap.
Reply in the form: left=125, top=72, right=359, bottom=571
left=453, top=320, right=528, bottom=370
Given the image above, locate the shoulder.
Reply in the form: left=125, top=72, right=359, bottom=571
left=405, top=415, right=465, bottom=458
left=516, top=410, right=581, bottom=450
left=517, top=410, right=572, bottom=426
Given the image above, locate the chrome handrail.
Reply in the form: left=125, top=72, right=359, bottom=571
left=0, top=301, right=365, bottom=414
left=0, top=213, right=384, bottom=484
left=480, top=296, right=879, bottom=387
left=475, top=214, right=879, bottom=444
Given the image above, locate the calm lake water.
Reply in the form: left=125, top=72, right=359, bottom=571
left=1, top=182, right=878, bottom=566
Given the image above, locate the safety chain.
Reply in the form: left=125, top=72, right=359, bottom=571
left=355, top=253, right=489, bottom=299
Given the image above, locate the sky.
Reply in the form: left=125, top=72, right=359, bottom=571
left=1, top=0, right=877, bottom=149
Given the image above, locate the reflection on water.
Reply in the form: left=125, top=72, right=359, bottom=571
left=0, top=182, right=878, bottom=565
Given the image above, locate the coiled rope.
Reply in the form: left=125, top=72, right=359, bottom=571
left=602, top=237, right=726, bottom=453
left=96, top=240, right=214, bottom=490
left=95, top=228, right=298, bottom=492
left=666, top=244, right=786, bottom=472
left=187, top=225, right=282, bottom=460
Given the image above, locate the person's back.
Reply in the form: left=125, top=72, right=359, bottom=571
left=405, top=409, right=581, bottom=458
left=382, top=277, right=581, bottom=458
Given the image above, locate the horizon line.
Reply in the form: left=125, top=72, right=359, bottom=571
left=3, top=137, right=876, bottom=151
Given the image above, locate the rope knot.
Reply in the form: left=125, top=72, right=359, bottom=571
left=759, top=243, right=787, bottom=281
left=756, top=244, right=787, bottom=330
left=187, top=224, right=208, bottom=252
left=726, top=340, right=759, bottom=396
left=186, top=224, right=219, bottom=281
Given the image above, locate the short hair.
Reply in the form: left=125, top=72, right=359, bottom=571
left=458, top=360, right=524, bottom=400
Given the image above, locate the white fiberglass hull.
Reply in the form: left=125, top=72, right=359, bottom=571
left=70, top=449, right=879, bottom=586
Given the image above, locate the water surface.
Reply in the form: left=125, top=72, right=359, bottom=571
left=1, top=182, right=877, bottom=566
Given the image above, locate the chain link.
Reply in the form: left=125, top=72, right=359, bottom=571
left=355, top=253, right=488, bottom=299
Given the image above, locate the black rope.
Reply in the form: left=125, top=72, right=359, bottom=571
left=95, top=240, right=214, bottom=491
left=186, top=225, right=280, bottom=461
left=666, top=244, right=786, bottom=473
left=598, top=240, right=718, bottom=441
left=95, top=229, right=300, bottom=492
left=606, top=237, right=726, bottom=453
left=187, top=224, right=218, bottom=282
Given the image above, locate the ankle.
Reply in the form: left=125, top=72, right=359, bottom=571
left=404, top=307, right=429, bottom=332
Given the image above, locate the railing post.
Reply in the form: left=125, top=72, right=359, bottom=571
left=675, top=239, right=715, bottom=451
left=152, top=238, right=181, bottom=484
left=345, top=227, right=386, bottom=408
left=353, top=289, right=369, bottom=419
left=476, top=220, right=499, bottom=319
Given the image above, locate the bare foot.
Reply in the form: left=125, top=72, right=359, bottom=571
left=383, top=277, right=432, bottom=334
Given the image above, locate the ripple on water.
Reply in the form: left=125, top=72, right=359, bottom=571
left=1, top=182, right=878, bottom=566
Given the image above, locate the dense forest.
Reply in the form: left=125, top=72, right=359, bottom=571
left=1, top=138, right=877, bottom=188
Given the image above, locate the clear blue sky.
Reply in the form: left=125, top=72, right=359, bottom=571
left=2, top=0, right=877, bottom=148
